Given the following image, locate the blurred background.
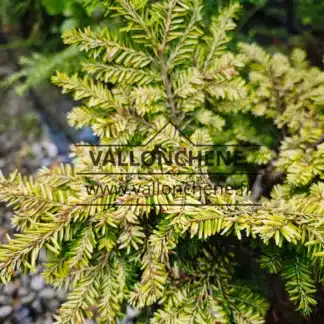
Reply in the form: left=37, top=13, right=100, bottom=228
left=0, top=0, right=323, bottom=323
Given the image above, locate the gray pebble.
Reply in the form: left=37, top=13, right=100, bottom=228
left=18, top=287, right=29, bottom=296
left=42, top=315, right=54, bottom=324
left=39, top=288, right=57, bottom=300
left=21, top=276, right=30, bottom=286
left=31, top=299, right=42, bottom=313
left=126, top=305, right=139, bottom=318
left=3, top=284, right=16, bottom=295
left=0, top=305, right=13, bottom=318
left=48, top=299, right=60, bottom=310
left=30, top=276, right=45, bottom=291
left=0, top=295, right=10, bottom=305
left=21, top=292, right=36, bottom=304
left=43, top=141, right=58, bottom=158
left=13, top=306, right=30, bottom=320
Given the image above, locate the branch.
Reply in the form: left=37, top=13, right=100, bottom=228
left=310, top=135, right=324, bottom=149
left=119, top=0, right=157, bottom=49
left=160, top=55, right=177, bottom=122
left=161, top=0, right=178, bottom=49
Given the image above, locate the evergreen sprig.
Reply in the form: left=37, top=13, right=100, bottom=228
left=0, top=0, right=323, bottom=323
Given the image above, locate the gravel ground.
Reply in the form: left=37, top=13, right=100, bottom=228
left=0, top=50, right=67, bottom=324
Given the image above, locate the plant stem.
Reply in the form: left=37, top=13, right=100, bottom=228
left=160, top=54, right=177, bottom=123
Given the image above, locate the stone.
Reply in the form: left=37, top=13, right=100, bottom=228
left=18, top=287, right=29, bottom=297
left=0, top=295, right=8, bottom=305
left=13, top=306, right=30, bottom=321
left=42, top=315, right=54, bottom=324
left=3, top=284, right=16, bottom=295
left=0, top=305, right=13, bottom=318
left=30, top=276, right=45, bottom=291
left=126, top=305, right=139, bottom=318
left=21, top=292, right=36, bottom=304
left=31, top=299, right=42, bottom=313
left=48, top=299, right=60, bottom=311
left=21, top=276, right=30, bottom=286
left=39, top=288, right=57, bottom=300
left=85, top=320, right=96, bottom=324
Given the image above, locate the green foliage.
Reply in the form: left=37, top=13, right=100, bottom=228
left=41, top=0, right=67, bottom=15
left=0, top=0, right=324, bottom=323
left=297, top=0, right=324, bottom=30
left=1, top=46, right=81, bottom=95
left=240, top=43, right=324, bottom=192
left=0, top=0, right=105, bottom=94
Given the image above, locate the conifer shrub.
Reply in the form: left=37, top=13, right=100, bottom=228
left=0, top=1, right=323, bottom=323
